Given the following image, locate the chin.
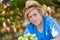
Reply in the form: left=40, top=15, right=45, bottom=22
left=34, top=23, right=39, bottom=26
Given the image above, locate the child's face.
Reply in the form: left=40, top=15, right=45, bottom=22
left=28, top=9, right=43, bottom=26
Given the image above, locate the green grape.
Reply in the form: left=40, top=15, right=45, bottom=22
left=24, top=37, right=28, bottom=40
left=24, top=33, right=32, bottom=40
left=30, top=36, right=34, bottom=40
left=18, top=33, right=38, bottom=40
left=31, top=34, right=36, bottom=38
left=27, top=33, right=32, bottom=37
left=18, top=36, right=23, bottom=40
left=30, top=34, right=37, bottom=40
left=34, top=37, right=38, bottom=40
left=24, top=34, right=28, bottom=37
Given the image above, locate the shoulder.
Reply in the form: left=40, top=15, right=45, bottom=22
left=44, top=16, right=58, bottom=24
left=44, top=16, right=60, bottom=27
left=44, top=16, right=55, bottom=21
left=44, top=16, right=60, bottom=31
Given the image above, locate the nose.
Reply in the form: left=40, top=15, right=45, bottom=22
left=32, top=16, right=36, bottom=20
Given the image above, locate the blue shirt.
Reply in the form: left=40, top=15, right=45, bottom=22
left=24, top=16, right=60, bottom=40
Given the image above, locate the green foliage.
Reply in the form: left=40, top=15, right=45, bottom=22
left=55, top=0, right=60, bottom=3
left=57, top=8, right=60, bottom=13
left=0, top=0, right=27, bottom=31
left=36, top=0, right=46, bottom=5
left=36, top=0, right=54, bottom=6
left=10, top=0, right=27, bottom=10
left=57, top=0, right=60, bottom=2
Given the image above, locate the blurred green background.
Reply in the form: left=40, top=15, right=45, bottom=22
left=0, top=0, right=60, bottom=40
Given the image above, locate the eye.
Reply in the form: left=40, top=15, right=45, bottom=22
left=28, top=16, right=32, bottom=18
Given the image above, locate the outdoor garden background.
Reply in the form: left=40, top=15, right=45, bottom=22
left=0, top=0, right=60, bottom=40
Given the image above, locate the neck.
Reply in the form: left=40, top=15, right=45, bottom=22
left=37, top=21, right=43, bottom=33
left=37, top=20, right=43, bottom=28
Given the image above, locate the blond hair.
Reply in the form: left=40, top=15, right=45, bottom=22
left=23, top=1, right=48, bottom=21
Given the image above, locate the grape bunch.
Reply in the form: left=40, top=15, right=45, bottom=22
left=18, top=33, right=37, bottom=40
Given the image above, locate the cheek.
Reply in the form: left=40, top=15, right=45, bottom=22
left=29, top=18, right=33, bottom=22
left=37, top=14, right=42, bottom=18
left=37, top=15, right=43, bottom=21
